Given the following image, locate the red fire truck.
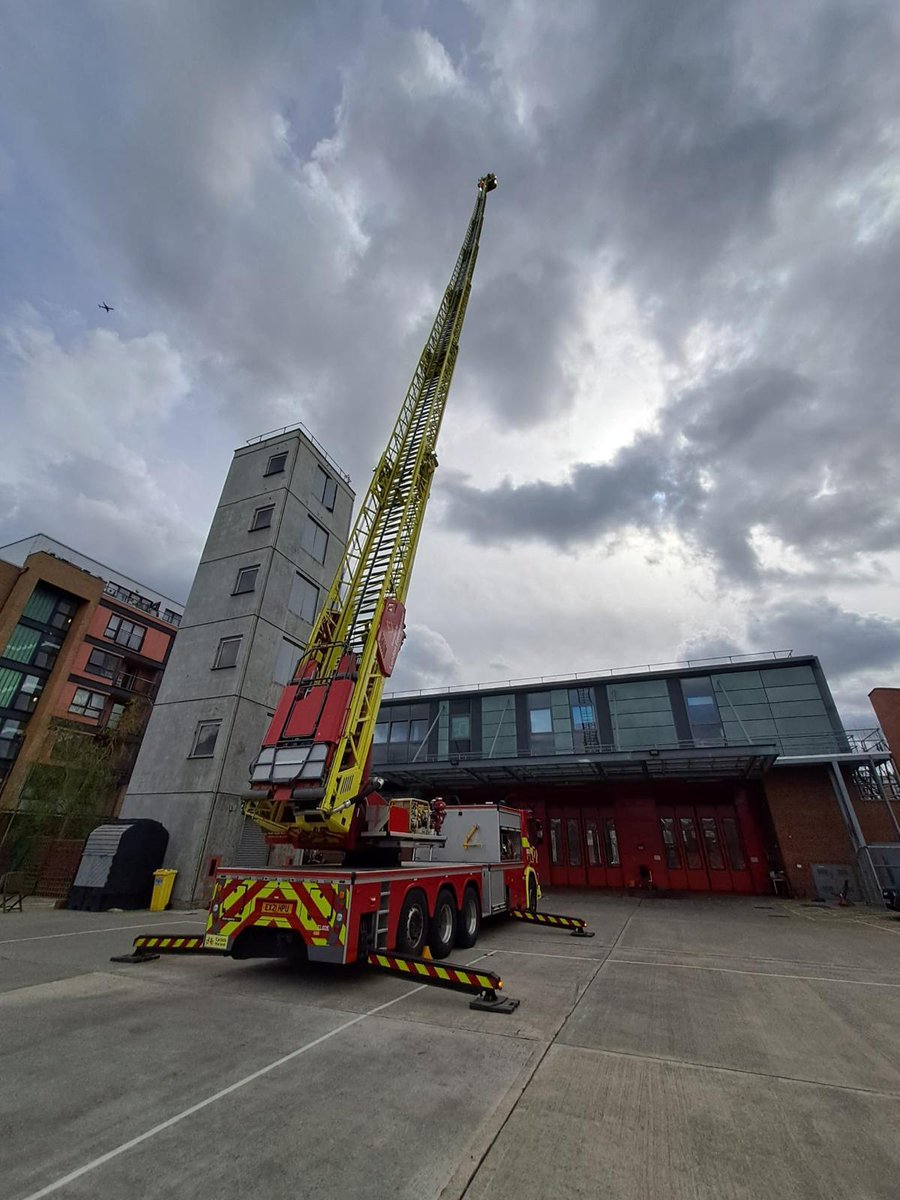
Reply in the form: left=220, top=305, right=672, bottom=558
left=114, top=177, right=592, bottom=1010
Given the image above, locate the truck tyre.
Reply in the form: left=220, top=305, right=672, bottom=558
left=429, top=888, right=458, bottom=959
left=395, top=889, right=428, bottom=957
left=455, top=885, right=481, bottom=949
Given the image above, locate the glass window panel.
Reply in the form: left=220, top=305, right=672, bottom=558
left=87, top=649, right=120, bottom=678
left=529, top=708, right=552, bottom=734
left=107, top=703, right=126, bottom=729
left=409, top=719, right=428, bottom=743
left=373, top=723, right=389, bottom=744
left=769, top=700, right=828, bottom=718
left=571, top=704, right=595, bottom=729
left=234, top=565, right=259, bottom=594
left=191, top=720, right=221, bottom=757
left=214, top=637, right=241, bottom=669
left=14, top=675, right=44, bottom=712
left=567, top=819, right=582, bottom=867
left=389, top=721, right=409, bottom=743
left=69, top=687, right=104, bottom=718
left=679, top=818, right=703, bottom=870
left=23, top=585, right=57, bottom=624
left=721, top=817, right=746, bottom=871
left=604, top=819, right=620, bottom=866
left=3, top=625, right=41, bottom=664
left=250, top=505, right=274, bottom=531
left=265, top=452, right=287, bottom=476
left=659, top=817, right=680, bottom=869
left=701, top=817, right=726, bottom=870
left=550, top=819, right=563, bottom=865
left=317, top=466, right=337, bottom=511
left=760, top=665, right=816, bottom=687
left=585, top=819, right=601, bottom=866
left=34, top=634, right=62, bottom=671
left=302, top=517, right=328, bottom=563
left=450, top=714, right=470, bottom=741
left=274, top=638, right=303, bottom=685
left=0, top=667, right=23, bottom=708
left=288, top=573, right=319, bottom=623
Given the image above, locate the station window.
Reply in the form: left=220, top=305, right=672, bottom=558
left=604, top=818, right=620, bottom=866
left=317, top=465, right=337, bottom=511
left=659, top=817, right=681, bottom=869
left=213, top=637, right=242, bottom=670
left=301, top=516, right=329, bottom=564
left=190, top=720, right=221, bottom=758
left=250, top=504, right=275, bottom=531
left=288, top=573, right=319, bottom=624
left=233, top=565, right=260, bottom=595
left=265, top=452, right=288, bottom=476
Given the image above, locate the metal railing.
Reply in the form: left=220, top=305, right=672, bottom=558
left=385, top=650, right=798, bottom=699
left=246, top=422, right=352, bottom=484
left=103, top=581, right=183, bottom=626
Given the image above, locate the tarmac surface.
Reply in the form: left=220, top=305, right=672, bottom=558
left=2, top=891, right=899, bottom=1200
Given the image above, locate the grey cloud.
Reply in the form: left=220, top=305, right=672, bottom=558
left=747, top=600, right=900, bottom=681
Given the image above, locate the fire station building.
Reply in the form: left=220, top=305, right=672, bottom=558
left=374, top=653, right=900, bottom=903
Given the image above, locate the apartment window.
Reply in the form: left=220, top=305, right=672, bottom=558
left=233, top=565, right=260, bottom=594
left=0, top=718, right=24, bottom=761
left=105, top=614, right=146, bottom=651
left=274, top=638, right=303, bottom=686
left=24, top=585, right=78, bottom=630
left=190, top=720, right=221, bottom=758
left=288, top=573, right=319, bottom=623
left=69, top=688, right=106, bottom=720
left=12, top=674, right=44, bottom=713
left=265, top=452, right=288, bottom=476
left=250, top=504, right=275, bottom=532
left=301, top=516, right=328, bottom=564
left=2, top=624, right=63, bottom=672
left=317, top=465, right=337, bottom=511
left=87, top=648, right=122, bottom=679
left=213, top=637, right=242, bottom=670
left=107, top=703, right=126, bottom=730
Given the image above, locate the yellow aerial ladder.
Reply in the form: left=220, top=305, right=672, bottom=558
left=245, top=174, right=498, bottom=858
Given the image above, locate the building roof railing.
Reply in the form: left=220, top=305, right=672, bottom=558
left=384, top=650, right=799, bottom=699
left=246, top=422, right=352, bottom=485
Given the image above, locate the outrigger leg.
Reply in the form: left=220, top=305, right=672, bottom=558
left=508, top=909, right=596, bottom=938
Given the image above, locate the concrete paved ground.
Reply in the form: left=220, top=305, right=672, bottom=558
left=1, top=894, right=899, bottom=1200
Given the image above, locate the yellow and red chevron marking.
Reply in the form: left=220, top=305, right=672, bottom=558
left=509, top=909, right=587, bottom=930
left=212, top=876, right=347, bottom=950
left=133, top=935, right=207, bottom=953
left=366, top=952, right=502, bottom=995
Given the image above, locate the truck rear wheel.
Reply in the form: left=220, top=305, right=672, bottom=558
left=455, top=885, right=481, bottom=949
left=429, top=888, right=458, bottom=959
left=395, top=889, right=428, bottom=957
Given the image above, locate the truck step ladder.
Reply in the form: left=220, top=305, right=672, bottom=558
left=110, top=933, right=228, bottom=963
left=508, top=909, right=596, bottom=937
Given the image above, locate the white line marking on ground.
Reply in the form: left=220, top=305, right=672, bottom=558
left=492, top=947, right=600, bottom=963
left=610, top=958, right=900, bottom=988
left=0, top=919, right=206, bottom=946
left=16, top=954, right=487, bottom=1200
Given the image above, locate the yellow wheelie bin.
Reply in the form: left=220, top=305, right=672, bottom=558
left=150, top=869, right=177, bottom=911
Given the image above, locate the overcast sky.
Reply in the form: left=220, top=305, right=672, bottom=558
left=2, top=0, right=899, bottom=726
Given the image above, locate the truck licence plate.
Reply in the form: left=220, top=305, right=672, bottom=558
left=204, top=933, right=229, bottom=950
left=260, top=901, right=293, bottom=916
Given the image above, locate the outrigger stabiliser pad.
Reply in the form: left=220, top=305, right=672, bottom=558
left=509, top=909, right=596, bottom=938
left=110, top=934, right=228, bottom=963
left=366, top=951, right=520, bottom=1014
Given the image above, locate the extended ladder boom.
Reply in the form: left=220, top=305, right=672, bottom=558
left=246, top=174, right=497, bottom=850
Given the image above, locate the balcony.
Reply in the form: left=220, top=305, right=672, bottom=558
left=112, top=672, right=157, bottom=700
left=104, top=581, right=160, bottom=616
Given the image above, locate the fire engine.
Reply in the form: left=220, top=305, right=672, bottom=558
left=114, top=175, right=592, bottom=1010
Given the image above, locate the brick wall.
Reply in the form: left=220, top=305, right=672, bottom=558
left=869, top=688, right=900, bottom=762
left=763, top=766, right=855, bottom=899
